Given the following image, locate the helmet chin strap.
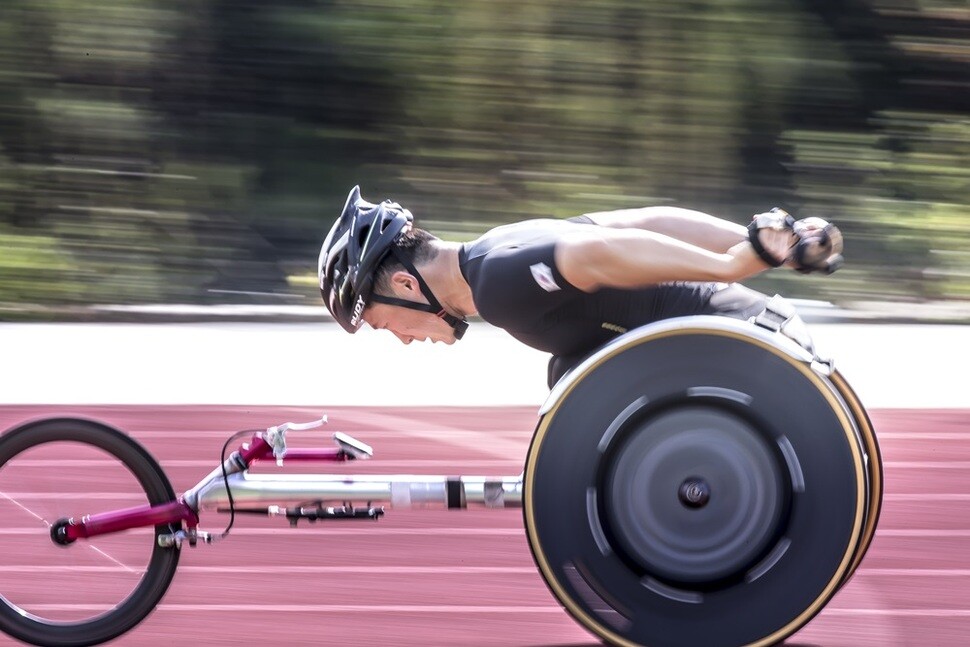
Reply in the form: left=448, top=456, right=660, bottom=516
left=369, top=248, right=469, bottom=340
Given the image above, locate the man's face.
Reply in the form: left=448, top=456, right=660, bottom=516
left=361, top=270, right=458, bottom=345
left=362, top=302, right=458, bottom=345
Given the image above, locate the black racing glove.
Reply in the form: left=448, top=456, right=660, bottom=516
left=791, top=217, right=844, bottom=274
left=748, top=209, right=844, bottom=274
left=747, top=208, right=795, bottom=268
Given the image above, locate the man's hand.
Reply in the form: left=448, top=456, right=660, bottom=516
left=748, top=209, right=843, bottom=274
left=790, top=217, right=844, bottom=274
left=748, top=209, right=797, bottom=267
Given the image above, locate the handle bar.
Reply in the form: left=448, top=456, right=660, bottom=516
left=265, top=415, right=328, bottom=464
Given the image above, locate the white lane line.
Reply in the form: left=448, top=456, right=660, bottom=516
left=11, top=458, right=970, bottom=478
left=0, top=491, right=50, bottom=527
left=17, top=605, right=970, bottom=616
left=0, top=460, right=144, bottom=467
left=857, top=569, right=970, bottom=576
left=0, top=428, right=944, bottom=441
left=885, top=494, right=970, bottom=501
left=0, top=527, right=522, bottom=536
left=0, top=492, right=965, bottom=505
left=0, top=492, right=137, bottom=573
left=0, top=566, right=535, bottom=574
left=824, top=609, right=970, bottom=617
left=1, top=527, right=964, bottom=539
left=9, top=459, right=970, bottom=469
left=7, top=459, right=523, bottom=469
left=83, top=546, right=139, bottom=574
left=877, top=529, right=970, bottom=537
left=154, top=460, right=970, bottom=471
left=10, top=429, right=970, bottom=451
left=0, top=493, right=148, bottom=500
left=24, top=604, right=567, bottom=613
left=8, top=566, right=970, bottom=577
left=884, top=461, right=970, bottom=469
left=85, top=429, right=970, bottom=441
left=346, top=410, right=533, bottom=461
left=877, top=433, right=970, bottom=440
left=129, top=430, right=534, bottom=439
left=11, top=492, right=969, bottom=501
left=5, top=427, right=965, bottom=442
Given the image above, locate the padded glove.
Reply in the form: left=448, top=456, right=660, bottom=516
left=748, top=209, right=844, bottom=274
left=747, top=208, right=795, bottom=267
left=791, top=217, right=844, bottom=274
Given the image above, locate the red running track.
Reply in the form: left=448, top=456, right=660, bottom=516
left=0, top=405, right=967, bottom=647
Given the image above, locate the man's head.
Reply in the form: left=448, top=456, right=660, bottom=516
left=318, top=186, right=467, bottom=343
left=363, top=228, right=461, bottom=345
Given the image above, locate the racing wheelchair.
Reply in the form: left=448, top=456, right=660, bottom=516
left=0, top=297, right=881, bottom=647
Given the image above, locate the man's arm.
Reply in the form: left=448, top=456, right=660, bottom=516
left=582, top=207, right=746, bottom=253
left=555, top=226, right=793, bottom=292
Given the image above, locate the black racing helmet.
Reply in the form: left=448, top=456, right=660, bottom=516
left=318, top=186, right=413, bottom=333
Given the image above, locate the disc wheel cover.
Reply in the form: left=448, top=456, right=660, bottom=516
left=523, top=326, right=868, bottom=647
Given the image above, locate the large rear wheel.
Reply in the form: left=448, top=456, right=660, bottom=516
left=523, top=319, right=880, bottom=647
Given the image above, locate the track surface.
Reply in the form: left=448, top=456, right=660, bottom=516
left=0, top=405, right=967, bottom=647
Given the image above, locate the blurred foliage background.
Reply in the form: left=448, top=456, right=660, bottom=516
left=0, top=0, right=967, bottom=318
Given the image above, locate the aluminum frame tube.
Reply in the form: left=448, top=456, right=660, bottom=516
left=194, top=473, right=522, bottom=510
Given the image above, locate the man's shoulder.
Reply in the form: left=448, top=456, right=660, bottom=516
left=483, top=215, right=595, bottom=234
left=470, top=217, right=591, bottom=252
left=479, top=217, right=564, bottom=237
left=462, top=219, right=588, bottom=328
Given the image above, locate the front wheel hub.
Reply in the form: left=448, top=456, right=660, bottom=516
left=50, top=517, right=77, bottom=546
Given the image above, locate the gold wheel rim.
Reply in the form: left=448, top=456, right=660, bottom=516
left=830, top=370, right=883, bottom=581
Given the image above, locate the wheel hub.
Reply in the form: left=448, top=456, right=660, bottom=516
left=678, top=477, right=711, bottom=509
left=604, top=404, right=789, bottom=585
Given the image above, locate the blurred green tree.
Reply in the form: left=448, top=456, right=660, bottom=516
left=0, top=0, right=966, bottom=314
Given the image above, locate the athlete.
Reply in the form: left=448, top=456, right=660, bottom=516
left=318, top=186, right=843, bottom=387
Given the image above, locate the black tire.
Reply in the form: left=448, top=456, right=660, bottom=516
left=523, top=320, right=875, bottom=647
left=830, top=370, right=884, bottom=586
left=0, top=418, right=181, bottom=647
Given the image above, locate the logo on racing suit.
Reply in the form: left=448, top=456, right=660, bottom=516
left=530, top=262, right=561, bottom=292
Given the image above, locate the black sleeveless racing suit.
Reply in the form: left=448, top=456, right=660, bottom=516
left=457, top=216, right=768, bottom=388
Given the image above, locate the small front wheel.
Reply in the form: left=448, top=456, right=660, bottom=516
left=0, top=418, right=181, bottom=646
